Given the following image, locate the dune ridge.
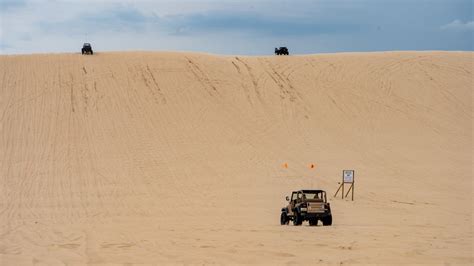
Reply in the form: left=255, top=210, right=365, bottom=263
left=0, top=51, right=472, bottom=264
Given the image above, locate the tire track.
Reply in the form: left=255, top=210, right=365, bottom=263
left=139, top=65, right=167, bottom=105
left=234, top=57, right=265, bottom=105
left=185, top=57, right=219, bottom=96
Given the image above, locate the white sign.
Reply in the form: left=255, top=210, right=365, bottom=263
left=343, top=170, right=354, bottom=183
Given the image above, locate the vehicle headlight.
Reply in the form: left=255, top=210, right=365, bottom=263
left=300, top=207, right=307, bottom=212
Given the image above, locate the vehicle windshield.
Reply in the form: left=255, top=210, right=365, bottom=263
left=303, top=192, right=323, bottom=200
left=83, top=43, right=91, bottom=46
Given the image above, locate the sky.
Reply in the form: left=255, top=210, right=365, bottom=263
left=0, top=0, right=472, bottom=55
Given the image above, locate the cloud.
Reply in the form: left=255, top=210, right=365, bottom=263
left=38, top=5, right=156, bottom=35
left=440, top=20, right=474, bottom=31
left=0, top=0, right=28, bottom=11
left=1, top=0, right=473, bottom=54
left=34, top=5, right=360, bottom=38
left=162, top=10, right=360, bottom=37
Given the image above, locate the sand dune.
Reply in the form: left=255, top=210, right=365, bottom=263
left=0, top=51, right=472, bottom=264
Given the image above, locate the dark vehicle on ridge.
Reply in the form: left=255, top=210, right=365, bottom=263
left=280, top=190, right=332, bottom=226
left=82, top=43, right=93, bottom=55
left=275, top=47, right=289, bottom=55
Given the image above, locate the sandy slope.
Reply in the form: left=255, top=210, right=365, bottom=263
left=0, top=51, right=472, bottom=265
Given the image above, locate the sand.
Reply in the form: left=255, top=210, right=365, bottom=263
left=0, top=51, right=472, bottom=265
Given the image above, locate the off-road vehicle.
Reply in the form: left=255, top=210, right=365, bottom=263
left=280, top=190, right=332, bottom=226
left=82, top=43, right=93, bottom=55
left=275, top=47, right=289, bottom=55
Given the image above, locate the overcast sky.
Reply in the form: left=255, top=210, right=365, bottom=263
left=0, top=0, right=472, bottom=55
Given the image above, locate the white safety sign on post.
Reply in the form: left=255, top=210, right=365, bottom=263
left=343, top=170, right=354, bottom=183
left=334, top=170, right=355, bottom=201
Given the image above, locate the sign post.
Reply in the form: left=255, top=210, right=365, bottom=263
left=334, top=170, right=355, bottom=200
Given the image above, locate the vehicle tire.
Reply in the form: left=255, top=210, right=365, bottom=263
left=322, top=215, right=332, bottom=226
left=293, top=212, right=302, bottom=226
left=309, top=218, right=318, bottom=226
left=91, top=50, right=93, bottom=55
left=280, top=212, right=289, bottom=225
left=82, top=50, right=84, bottom=55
